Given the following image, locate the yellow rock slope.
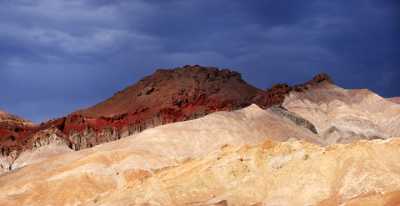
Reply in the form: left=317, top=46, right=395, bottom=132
left=95, top=138, right=400, bottom=206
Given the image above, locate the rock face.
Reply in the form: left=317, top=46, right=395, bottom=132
left=269, top=105, right=318, bottom=134
left=0, top=110, right=33, bottom=173
left=11, top=127, right=72, bottom=170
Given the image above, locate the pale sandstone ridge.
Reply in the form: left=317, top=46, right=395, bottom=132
left=91, top=138, right=400, bottom=206
left=2, top=138, right=399, bottom=205
left=389, top=97, right=400, bottom=104
left=0, top=110, right=32, bottom=126
left=0, top=105, right=319, bottom=206
left=283, top=82, right=400, bottom=144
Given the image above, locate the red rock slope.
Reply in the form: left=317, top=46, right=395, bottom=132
left=0, top=111, right=33, bottom=153
left=78, top=65, right=261, bottom=117
left=0, top=110, right=34, bottom=172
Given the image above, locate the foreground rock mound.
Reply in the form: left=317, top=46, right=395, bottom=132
left=94, top=138, right=400, bottom=206
left=2, top=136, right=399, bottom=205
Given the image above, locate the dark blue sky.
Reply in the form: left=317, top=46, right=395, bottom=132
left=0, top=0, right=399, bottom=122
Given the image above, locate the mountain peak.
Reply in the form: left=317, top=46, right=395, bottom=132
left=140, top=65, right=243, bottom=87
left=310, top=73, right=332, bottom=84
left=79, top=65, right=258, bottom=118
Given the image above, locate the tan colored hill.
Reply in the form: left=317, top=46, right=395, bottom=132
left=92, top=138, right=400, bottom=206
left=2, top=137, right=399, bottom=205
left=283, top=82, right=400, bottom=144
left=389, top=97, right=400, bottom=104
left=0, top=105, right=320, bottom=205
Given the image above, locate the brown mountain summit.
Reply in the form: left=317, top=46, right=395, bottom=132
left=78, top=65, right=261, bottom=118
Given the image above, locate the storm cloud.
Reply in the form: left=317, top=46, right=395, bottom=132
left=0, top=0, right=399, bottom=122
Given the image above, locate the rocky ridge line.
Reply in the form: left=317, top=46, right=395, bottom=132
left=0, top=65, right=331, bottom=173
